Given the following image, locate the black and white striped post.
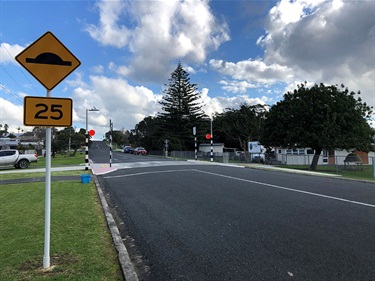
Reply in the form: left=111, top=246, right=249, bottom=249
left=85, top=131, right=89, bottom=170
left=193, top=127, right=197, bottom=161
left=85, top=107, right=99, bottom=170
left=109, top=119, right=113, bottom=167
left=210, top=118, right=213, bottom=162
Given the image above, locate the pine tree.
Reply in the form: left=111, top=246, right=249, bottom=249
left=158, top=62, right=208, bottom=150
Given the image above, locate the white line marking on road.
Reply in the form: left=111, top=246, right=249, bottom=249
left=103, top=169, right=194, bottom=179
left=193, top=169, right=375, bottom=208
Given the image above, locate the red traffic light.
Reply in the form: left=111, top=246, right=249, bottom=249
left=89, top=129, right=95, bottom=136
left=206, top=133, right=211, bottom=139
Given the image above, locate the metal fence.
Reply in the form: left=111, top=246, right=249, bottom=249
left=148, top=150, right=375, bottom=178
left=149, top=150, right=266, bottom=163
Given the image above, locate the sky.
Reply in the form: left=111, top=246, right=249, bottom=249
left=1, top=0, right=374, bottom=140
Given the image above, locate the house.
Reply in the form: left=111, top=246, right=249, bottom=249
left=0, top=138, right=19, bottom=149
left=199, top=143, right=224, bottom=155
left=274, top=147, right=375, bottom=165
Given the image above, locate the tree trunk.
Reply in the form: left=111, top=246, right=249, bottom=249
left=70, top=147, right=78, bottom=156
left=239, top=137, right=250, bottom=162
left=309, top=147, right=322, bottom=171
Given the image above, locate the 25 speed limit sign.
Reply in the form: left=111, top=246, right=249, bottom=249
left=24, top=96, right=73, bottom=127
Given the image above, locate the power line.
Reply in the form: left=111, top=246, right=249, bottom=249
left=0, top=83, right=23, bottom=103
left=0, top=40, right=41, bottom=96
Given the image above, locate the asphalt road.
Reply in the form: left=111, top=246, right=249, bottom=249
left=90, top=142, right=375, bottom=281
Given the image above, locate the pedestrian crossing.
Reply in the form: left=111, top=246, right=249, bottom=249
left=91, top=160, right=208, bottom=175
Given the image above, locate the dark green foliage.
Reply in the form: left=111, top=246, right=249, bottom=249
left=156, top=62, right=208, bottom=150
left=129, top=63, right=208, bottom=151
left=53, top=127, right=85, bottom=155
left=262, top=83, right=374, bottom=170
left=129, top=116, right=165, bottom=150
left=214, top=104, right=267, bottom=153
left=0, top=123, right=9, bottom=137
left=159, top=62, right=206, bottom=120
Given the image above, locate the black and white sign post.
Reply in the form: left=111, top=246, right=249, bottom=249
left=193, top=127, right=197, bottom=161
left=210, top=119, right=213, bottom=162
left=16, top=31, right=80, bottom=269
left=85, top=107, right=99, bottom=170
left=110, top=119, right=113, bottom=167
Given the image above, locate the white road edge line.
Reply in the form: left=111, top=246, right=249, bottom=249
left=93, top=176, right=139, bottom=281
left=193, top=169, right=375, bottom=208
left=103, top=169, right=194, bottom=179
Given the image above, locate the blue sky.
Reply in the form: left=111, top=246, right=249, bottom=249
left=1, top=0, right=374, bottom=139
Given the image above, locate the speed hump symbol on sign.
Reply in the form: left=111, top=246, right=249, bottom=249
left=24, top=96, right=73, bottom=127
left=15, top=31, right=81, bottom=90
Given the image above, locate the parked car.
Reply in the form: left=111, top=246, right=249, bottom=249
left=123, top=146, right=134, bottom=154
left=0, top=149, right=38, bottom=169
left=134, top=147, right=147, bottom=155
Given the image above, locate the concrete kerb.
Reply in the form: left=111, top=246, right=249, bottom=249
left=186, top=159, right=340, bottom=178
left=93, top=175, right=139, bottom=281
left=242, top=163, right=341, bottom=177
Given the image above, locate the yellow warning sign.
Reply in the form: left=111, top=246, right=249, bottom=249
left=24, top=96, right=73, bottom=127
left=16, top=31, right=81, bottom=90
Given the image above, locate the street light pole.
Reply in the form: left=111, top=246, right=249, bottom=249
left=85, top=107, right=99, bottom=170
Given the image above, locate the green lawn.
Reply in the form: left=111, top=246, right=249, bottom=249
left=32, top=153, right=85, bottom=168
left=279, top=164, right=375, bottom=182
left=0, top=173, right=123, bottom=280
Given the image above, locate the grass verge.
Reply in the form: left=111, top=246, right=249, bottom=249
left=0, top=177, right=123, bottom=280
left=278, top=164, right=375, bottom=182
left=32, top=153, right=85, bottom=168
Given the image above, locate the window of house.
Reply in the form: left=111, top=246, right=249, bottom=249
left=306, top=149, right=314, bottom=155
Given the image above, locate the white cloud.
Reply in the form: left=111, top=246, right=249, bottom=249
left=209, top=0, right=374, bottom=108
left=209, top=58, right=294, bottom=85
left=70, top=75, right=164, bottom=137
left=201, top=88, right=267, bottom=117
left=257, top=0, right=375, bottom=107
left=85, top=0, right=131, bottom=48
left=219, top=80, right=256, bottom=94
left=0, top=43, right=25, bottom=64
left=90, top=65, right=104, bottom=74
left=0, top=97, right=24, bottom=133
left=86, top=0, right=230, bottom=83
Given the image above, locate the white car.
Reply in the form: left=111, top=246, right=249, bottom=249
left=0, top=149, right=38, bottom=169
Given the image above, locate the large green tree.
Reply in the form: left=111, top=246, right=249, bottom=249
left=214, top=104, right=267, bottom=157
left=158, top=62, right=208, bottom=150
left=53, top=127, right=85, bottom=156
left=262, top=83, right=374, bottom=170
left=130, top=116, right=165, bottom=150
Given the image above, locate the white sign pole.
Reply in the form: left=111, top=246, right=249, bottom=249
left=43, top=90, right=52, bottom=268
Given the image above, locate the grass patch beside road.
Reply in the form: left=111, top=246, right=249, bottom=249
left=0, top=177, right=123, bottom=280
left=0, top=170, right=89, bottom=181
left=33, top=153, right=85, bottom=168
left=279, top=164, right=375, bottom=182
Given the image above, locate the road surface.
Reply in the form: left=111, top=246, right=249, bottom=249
left=90, top=141, right=375, bottom=281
